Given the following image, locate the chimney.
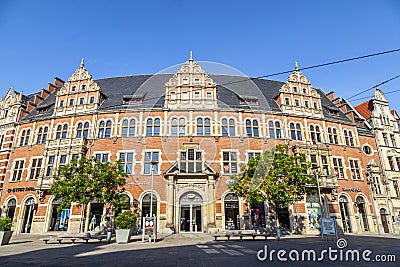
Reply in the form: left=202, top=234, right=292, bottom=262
left=54, top=77, right=65, bottom=87
left=326, top=91, right=335, bottom=100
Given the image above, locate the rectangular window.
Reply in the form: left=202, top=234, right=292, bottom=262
left=170, top=92, right=176, bottom=100
left=144, top=151, right=159, bottom=174
left=310, top=155, right=317, bottom=169
left=294, top=99, right=300, bottom=107
left=206, top=92, right=212, bottom=99
left=383, top=133, right=389, bottom=146
left=248, top=152, right=261, bottom=161
left=194, top=92, right=200, bottom=99
left=321, top=155, right=329, bottom=176
left=182, top=92, right=188, bottom=99
left=388, top=156, right=396, bottom=171
left=120, top=152, right=134, bottom=175
left=81, top=84, right=86, bottom=90
left=393, top=180, right=400, bottom=197
left=333, top=158, right=345, bottom=178
left=71, top=86, right=76, bottom=92
left=95, top=153, right=109, bottom=163
left=90, top=96, right=95, bottom=104
left=11, top=160, right=25, bottom=181
left=285, top=98, right=290, bottom=105
left=390, top=134, right=396, bottom=147
left=79, top=98, right=85, bottom=105
left=46, top=156, right=55, bottom=176
left=59, top=100, right=64, bottom=108
left=349, top=159, right=361, bottom=180
left=293, top=86, right=297, bottom=92
left=373, top=176, right=382, bottom=195
left=69, top=99, right=74, bottom=106
left=59, top=155, right=67, bottom=167
left=29, top=158, right=42, bottom=180
left=180, top=149, right=202, bottom=173
left=304, top=101, right=309, bottom=108
left=222, top=151, right=238, bottom=174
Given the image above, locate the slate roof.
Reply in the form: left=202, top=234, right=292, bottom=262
left=21, top=73, right=353, bottom=125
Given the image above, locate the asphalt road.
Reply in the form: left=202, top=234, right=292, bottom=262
left=1, top=233, right=399, bottom=267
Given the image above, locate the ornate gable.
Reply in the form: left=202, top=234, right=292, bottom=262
left=0, top=87, right=23, bottom=126
left=277, top=63, right=323, bottom=117
left=55, top=59, right=103, bottom=116
left=164, top=52, right=217, bottom=109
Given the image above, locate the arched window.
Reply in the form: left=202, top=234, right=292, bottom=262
left=76, top=122, right=83, bottom=138
left=290, top=123, right=302, bottom=140
left=221, top=118, right=235, bottom=137
left=42, top=126, right=48, bottom=143
left=197, top=117, right=211, bottom=136
left=56, top=125, right=62, bottom=139
left=122, top=118, right=136, bottom=137
left=245, top=119, right=259, bottom=137
left=146, top=118, right=161, bottom=136
left=62, top=124, right=68, bottom=139
left=344, top=130, right=354, bottom=146
left=98, top=120, right=112, bottom=138
left=141, top=193, right=157, bottom=218
left=356, top=196, right=369, bottom=231
left=327, top=127, right=338, bottom=144
left=6, top=198, right=16, bottom=220
left=37, top=127, right=43, bottom=144
left=268, top=121, right=281, bottom=139
left=310, top=125, right=322, bottom=143
left=171, top=117, right=186, bottom=136
left=20, top=129, right=30, bottom=146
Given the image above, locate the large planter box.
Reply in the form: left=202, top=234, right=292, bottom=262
left=0, top=231, right=13, bottom=246
left=115, top=229, right=131, bottom=244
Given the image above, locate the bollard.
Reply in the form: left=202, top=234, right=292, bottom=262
left=276, top=227, right=281, bottom=241
left=106, top=229, right=112, bottom=243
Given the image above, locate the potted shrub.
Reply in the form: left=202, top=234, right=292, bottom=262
left=114, top=211, right=137, bottom=243
left=0, top=217, right=13, bottom=246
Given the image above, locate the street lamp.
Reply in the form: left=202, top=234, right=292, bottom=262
left=150, top=160, right=158, bottom=218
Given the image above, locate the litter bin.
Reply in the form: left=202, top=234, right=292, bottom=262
left=106, top=229, right=112, bottom=243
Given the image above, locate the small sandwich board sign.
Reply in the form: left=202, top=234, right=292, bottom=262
left=321, top=217, right=338, bottom=240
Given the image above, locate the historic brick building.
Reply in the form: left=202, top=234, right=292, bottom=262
left=0, top=56, right=383, bottom=235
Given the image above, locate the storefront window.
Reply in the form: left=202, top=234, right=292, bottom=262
left=250, top=202, right=266, bottom=228
left=224, top=193, right=239, bottom=230
left=306, top=195, right=321, bottom=229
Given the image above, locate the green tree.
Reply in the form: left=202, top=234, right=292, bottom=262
left=50, top=156, right=128, bottom=232
left=229, top=144, right=316, bottom=227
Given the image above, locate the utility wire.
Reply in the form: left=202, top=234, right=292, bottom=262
left=346, top=73, right=400, bottom=100
left=348, top=88, right=400, bottom=103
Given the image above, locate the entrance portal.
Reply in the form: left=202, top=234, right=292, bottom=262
left=22, top=197, right=35, bottom=233
left=339, top=195, right=352, bottom=233
left=380, top=208, right=390, bottom=233
left=179, top=192, right=202, bottom=233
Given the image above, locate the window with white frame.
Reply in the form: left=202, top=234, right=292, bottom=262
left=171, top=117, right=186, bottom=136
left=222, top=151, right=238, bottom=174
left=59, top=155, right=67, bottom=167
left=373, top=176, right=382, bottom=195
left=20, top=129, right=30, bottom=146
left=69, top=99, right=74, bottom=106
left=194, top=91, right=200, bottom=99
left=221, top=118, right=235, bottom=137
left=321, top=155, right=329, bottom=176
left=180, top=148, right=203, bottom=173
left=289, top=122, right=302, bottom=140
left=122, top=118, right=136, bottom=137
left=95, top=153, right=109, bottom=163
left=393, top=180, right=400, bottom=197
left=36, top=126, right=48, bottom=144
left=46, top=155, right=55, bottom=176
left=247, top=151, right=261, bottom=161
left=206, top=92, right=212, bottom=100
left=390, top=134, right=396, bottom=147
left=11, top=160, right=25, bottom=181
left=245, top=119, right=259, bottom=137
left=81, top=84, right=86, bottom=90
left=170, top=92, right=176, bottom=100
left=268, top=121, right=281, bottom=139
left=344, top=129, right=354, bottom=146
left=56, top=124, right=68, bottom=139
left=349, top=159, right=361, bottom=180
left=310, top=125, right=322, bottom=143
left=182, top=92, right=188, bottom=100
left=146, top=118, right=161, bottom=136
left=98, top=120, right=112, bottom=138
left=197, top=117, right=211, bottom=136
left=144, top=151, right=159, bottom=174
left=76, top=122, right=90, bottom=138
left=327, top=127, right=339, bottom=144
left=120, top=152, right=135, bottom=175
left=29, top=158, right=42, bottom=180
left=90, top=96, right=95, bottom=104
left=332, top=158, right=345, bottom=178
left=79, top=97, right=85, bottom=105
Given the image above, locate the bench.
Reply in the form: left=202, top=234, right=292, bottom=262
left=41, top=237, right=62, bottom=244
left=213, top=230, right=271, bottom=241
left=82, top=234, right=107, bottom=244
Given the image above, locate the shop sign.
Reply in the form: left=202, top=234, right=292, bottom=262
left=33, top=216, right=45, bottom=222
left=7, top=187, right=35, bottom=193
left=342, top=187, right=362, bottom=192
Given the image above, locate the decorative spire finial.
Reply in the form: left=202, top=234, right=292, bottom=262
left=295, top=61, right=299, bottom=71
left=80, top=58, right=85, bottom=68
left=189, top=51, right=193, bottom=61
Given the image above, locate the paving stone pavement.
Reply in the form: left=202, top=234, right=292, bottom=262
left=1, top=233, right=399, bottom=266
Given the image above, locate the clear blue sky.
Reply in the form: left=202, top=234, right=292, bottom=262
left=1, top=0, right=399, bottom=110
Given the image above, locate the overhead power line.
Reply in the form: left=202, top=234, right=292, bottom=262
left=217, top=48, right=400, bottom=87
left=346, top=73, right=400, bottom=100
left=348, top=88, right=400, bottom=103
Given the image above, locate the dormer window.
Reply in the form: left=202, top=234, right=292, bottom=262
left=293, top=86, right=297, bottom=92
left=240, top=96, right=259, bottom=106
left=90, top=96, right=95, bottom=104
left=71, top=86, right=76, bottom=92
left=81, top=84, right=86, bottom=90
left=69, top=99, right=74, bottom=106
left=122, top=95, right=143, bottom=104
left=59, top=100, right=64, bottom=108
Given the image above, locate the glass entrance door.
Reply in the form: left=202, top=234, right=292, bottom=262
left=179, top=192, right=203, bottom=233
left=339, top=196, right=352, bottom=233
left=22, top=198, right=35, bottom=233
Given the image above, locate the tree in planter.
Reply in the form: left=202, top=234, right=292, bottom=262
left=229, top=144, right=316, bottom=229
left=50, top=156, right=128, bottom=232
left=114, top=210, right=137, bottom=243
left=0, top=217, right=13, bottom=246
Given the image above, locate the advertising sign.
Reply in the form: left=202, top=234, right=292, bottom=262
left=142, top=216, right=157, bottom=243
left=321, top=217, right=338, bottom=240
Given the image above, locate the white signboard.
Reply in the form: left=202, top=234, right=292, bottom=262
left=321, top=217, right=338, bottom=240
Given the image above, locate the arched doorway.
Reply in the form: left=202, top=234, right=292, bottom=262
left=224, top=193, right=239, bottom=230
left=356, top=196, right=369, bottom=231
left=49, top=198, right=70, bottom=231
left=380, top=208, right=390, bottom=233
left=6, top=198, right=16, bottom=220
left=179, top=192, right=202, bottom=233
left=141, top=193, right=157, bottom=219
left=339, top=195, right=352, bottom=233
left=22, top=197, right=35, bottom=233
